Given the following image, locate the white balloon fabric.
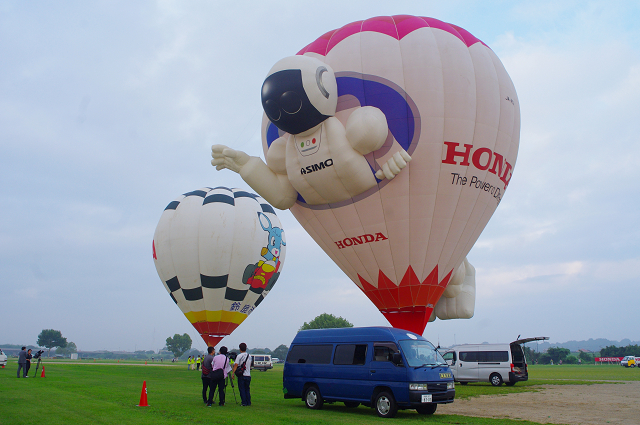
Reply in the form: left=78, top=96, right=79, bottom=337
left=211, top=15, right=520, bottom=335
left=431, top=258, right=476, bottom=321
left=152, top=187, right=286, bottom=347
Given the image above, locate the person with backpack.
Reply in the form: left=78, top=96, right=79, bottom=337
left=233, top=343, right=252, bottom=406
left=210, top=346, right=233, bottom=406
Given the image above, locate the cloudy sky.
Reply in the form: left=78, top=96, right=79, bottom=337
left=2, top=1, right=639, bottom=353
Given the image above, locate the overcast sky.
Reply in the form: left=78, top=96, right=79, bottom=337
left=2, top=1, right=639, bottom=353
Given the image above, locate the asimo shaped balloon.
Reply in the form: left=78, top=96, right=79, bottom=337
left=212, top=54, right=407, bottom=209
left=153, top=187, right=286, bottom=347
left=211, top=16, right=520, bottom=335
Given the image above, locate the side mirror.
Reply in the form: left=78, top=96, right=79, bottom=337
left=392, top=353, right=404, bottom=366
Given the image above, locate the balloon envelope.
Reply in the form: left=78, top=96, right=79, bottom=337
left=153, top=187, right=286, bottom=347
left=262, top=16, right=520, bottom=334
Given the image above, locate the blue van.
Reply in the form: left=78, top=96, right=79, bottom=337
left=283, top=327, right=455, bottom=418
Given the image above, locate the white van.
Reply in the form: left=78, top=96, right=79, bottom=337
left=442, top=337, right=548, bottom=386
left=0, top=349, right=7, bottom=367
left=620, top=356, right=637, bottom=367
left=251, top=354, right=273, bottom=371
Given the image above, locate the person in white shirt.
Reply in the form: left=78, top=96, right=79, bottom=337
left=233, top=343, right=252, bottom=406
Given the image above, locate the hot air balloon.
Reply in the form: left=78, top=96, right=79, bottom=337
left=152, top=187, right=286, bottom=347
left=211, top=15, right=520, bottom=335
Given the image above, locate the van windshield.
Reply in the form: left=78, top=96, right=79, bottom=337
left=398, top=340, right=446, bottom=368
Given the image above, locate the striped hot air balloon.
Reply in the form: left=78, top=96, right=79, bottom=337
left=259, top=16, right=520, bottom=334
left=152, top=187, right=286, bottom=347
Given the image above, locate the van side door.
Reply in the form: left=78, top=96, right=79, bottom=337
left=477, top=350, right=509, bottom=382
left=442, top=351, right=458, bottom=379
left=369, top=342, right=407, bottom=401
left=457, top=347, right=479, bottom=382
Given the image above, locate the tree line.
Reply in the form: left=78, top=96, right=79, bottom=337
left=523, top=345, right=640, bottom=364
left=600, top=344, right=640, bottom=357
left=523, top=346, right=596, bottom=364
left=14, top=314, right=354, bottom=360
left=13, top=319, right=640, bottom=364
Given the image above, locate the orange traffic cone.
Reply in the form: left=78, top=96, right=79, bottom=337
left=1, top=364, right=4, bottom=368
left=41, top=365, right=45, bottom=378
left=137, top=381, right=149, bottom=406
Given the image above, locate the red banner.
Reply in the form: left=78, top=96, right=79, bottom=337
left=595, top=357, right=623, bottom=362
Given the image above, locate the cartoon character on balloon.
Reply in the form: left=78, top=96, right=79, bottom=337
left=211, top=55, right=412, bottom=209
left=242, top=212, right=285, bottom=292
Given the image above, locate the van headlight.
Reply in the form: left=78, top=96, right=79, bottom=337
left=409, top=383, right=428, bottom=391
left=447, top=381, right=455, bottom=390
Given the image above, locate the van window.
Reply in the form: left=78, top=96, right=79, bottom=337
left=333, top=344, right=367, bottom=365
left=442, top=351, right=456, bottom=363
left=459, top=351, right=479, bottom=362
left=398, top=340, right=445, bottom=367
left=477, top=351, right=509, bottom=362
left=373, top=342, right=399, bottom=362
left=254, top=355, right=271, bottom=362
left=286, top=345, right=333, bottom=364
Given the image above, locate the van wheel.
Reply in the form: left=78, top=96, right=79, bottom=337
left=490, top=373, right=503, bottom=386
left=374, top=391, right=398, bottom=418
left=304, top=385, right=323, bottom=410
left=344, top=402, right=360, bottom=408
left=505, top=381, right=516, bottom=386
left=416, top=403, right=437, bottom=415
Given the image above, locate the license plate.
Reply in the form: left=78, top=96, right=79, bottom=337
left=421, top=394, right=432, bottom=403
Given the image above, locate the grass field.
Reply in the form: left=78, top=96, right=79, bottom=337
left=1, top=360, right=637, bottom=425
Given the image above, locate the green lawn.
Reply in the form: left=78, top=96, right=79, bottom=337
left=527, top=364, right=640, bottom=381
left=448, top=364, right=638, bottom=399
left=2, top=360, right=634, bottom=425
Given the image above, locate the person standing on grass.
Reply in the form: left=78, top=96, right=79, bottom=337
left=196, top=355, right=201, bottom=371
left=233, top=343, right=252, bottom=406
left=17, top=347, right=28, bottom=378
left=25, top=349, right=33, bottom=376
left=202, top=347, right=215, bottom=405
left=210, top=346, right=233, bottom=406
